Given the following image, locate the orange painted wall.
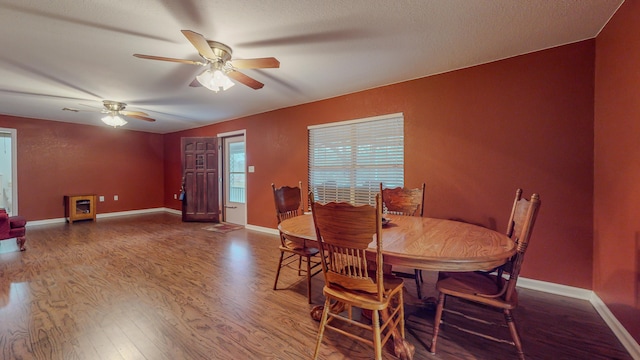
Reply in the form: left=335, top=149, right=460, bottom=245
left=1, top=20, right=635, bottom=341
left=0, top=115, right=164, bottom=220
left=594, top=0, right=640, bottom=343
left=164, top=40, right=596, bottom=290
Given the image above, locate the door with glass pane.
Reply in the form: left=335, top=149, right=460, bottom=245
left=223, top=135, right=246, bottom=225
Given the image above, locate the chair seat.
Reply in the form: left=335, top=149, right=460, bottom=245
left=436, top=271, right=518, bottom=310
left=324, top=275, right=404, bottom=311
left=280, top=242, right=320, bottom=256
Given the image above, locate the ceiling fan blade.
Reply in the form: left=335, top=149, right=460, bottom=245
left=189, top=78, right=202, bottom=87
left=133, top=54, right=205, bottom=66
left=227, top=70, right=264, bottom=90
left=76, top=103, right=104, bottom=111
left=124, top=113, right=156, bottom=122
left=122, top=110, right=150, bottom=117
left=181, top=30, right=216, bottom=59
left=232, top=57, right=280, bottom=69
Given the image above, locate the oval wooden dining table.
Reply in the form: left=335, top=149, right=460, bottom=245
left=278, top=213, right=516, bottom=360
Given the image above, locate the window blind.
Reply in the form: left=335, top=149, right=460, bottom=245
left=308, top=113, right=404, bottom=206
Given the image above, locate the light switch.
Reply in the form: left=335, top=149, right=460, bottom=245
left=248, top=165, right=255, bottom=173
left=114, top=195, right=119, bottom=201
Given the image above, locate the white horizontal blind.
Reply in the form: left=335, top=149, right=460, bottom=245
left=308, top=113, right=404, bottom=206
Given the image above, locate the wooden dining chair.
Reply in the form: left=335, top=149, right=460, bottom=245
left=380, top=182, right=426, bottom=298
left=272, top=182, right=322, bottom=304
left=430, top=189, right=541, bottom=360
left=310, top=193, right=405, bottom=360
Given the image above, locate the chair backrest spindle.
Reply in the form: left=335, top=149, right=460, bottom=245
left=310, top=193, right=385, bottom=301
left=272, top=181, right=303, bottom=224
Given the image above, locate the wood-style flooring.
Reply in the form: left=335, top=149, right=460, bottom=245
left=0, top=213, right=633, bottom=359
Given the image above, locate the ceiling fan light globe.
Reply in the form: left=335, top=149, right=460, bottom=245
left=222, top=76, right=235, bottom=91
left=197, top=69, right=234, bottom=92
left=196, top=70, right=214, bottom=89
left=101, top=115, right=127, bottom=127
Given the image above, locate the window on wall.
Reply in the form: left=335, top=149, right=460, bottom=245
left=308, top=113, right=404, bottom=206
left=228, top=140, right=246, bottom=203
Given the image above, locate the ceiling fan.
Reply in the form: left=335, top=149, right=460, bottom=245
left=133, top=30, right=280, bottom=91
left=63, top=100, right=155, bottom=127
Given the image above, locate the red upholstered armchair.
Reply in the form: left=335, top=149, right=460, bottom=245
left=0, top=209, right=26, bottom=251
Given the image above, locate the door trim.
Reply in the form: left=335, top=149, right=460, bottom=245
left=217, top=130, right=245, bottom=138
left=217, top=130, right=247, bottom=224
left=0, top=127, right=18, bottom=215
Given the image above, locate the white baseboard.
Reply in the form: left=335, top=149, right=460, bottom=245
left=26, top=217, right=67, bottom=226
left=21, top=209, right=640, bottom=358
left=245, top=224, right=279, bottom=235
left=516, top=277, right=639, bottom=359
left=26, top=207, right=172, bottom=227
left=96, top=207, right=168, bottom=219
left=589, top=293, right=640, bottom=360
left=517, top=276, right=593, bottom=300
left=164, top=208, right=182, bottom=215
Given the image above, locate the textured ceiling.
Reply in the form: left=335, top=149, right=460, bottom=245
left=0, top=0, right=623, bottom=134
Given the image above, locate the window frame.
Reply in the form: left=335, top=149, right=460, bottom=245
left=308, top=113, right=404, bottom=206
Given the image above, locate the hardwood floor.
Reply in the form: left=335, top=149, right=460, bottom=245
left=0, top=213, right=633, bottom=359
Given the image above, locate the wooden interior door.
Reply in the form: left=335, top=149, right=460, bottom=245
left=181, top=137, right=219, bottom=222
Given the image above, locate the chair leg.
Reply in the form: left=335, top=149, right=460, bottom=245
left=414, top=269, right=422, bottom=299
left=398, top=289, right=405, bottom=339
left=504, top=309, right=525, bottom=360
left=306, top=255, right=312, bottom=304
left=17, top=236, right=26, bottom=251
left=430, top=292, right=445, bottom=354
left=273, top=251, right=285, bottom=290
left=312, top=298, right=332, bottom=360
left=372, top=309, right=383, bottom=360
left=297, top=256, right=302, bottom=276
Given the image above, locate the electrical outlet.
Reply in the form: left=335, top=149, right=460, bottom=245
left=99, top=196, right=105, bottom=202
left=174, top=194, right=177, bottom=199
left=114, top=195, right=118, bottom=201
